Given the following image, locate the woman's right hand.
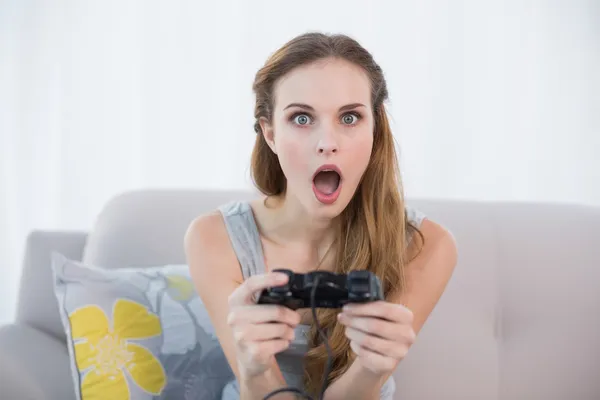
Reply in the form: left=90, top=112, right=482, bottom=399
left=227, top=272, right=301, bottom=379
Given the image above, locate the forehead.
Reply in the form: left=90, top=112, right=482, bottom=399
left=273, top=58, right=372, bottom=111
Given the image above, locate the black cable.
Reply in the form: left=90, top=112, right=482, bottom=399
left=262, top=387, right=313, bottom=399
left=311, top=276, right=333, bottom=400
left=263, top=276, right=332, bottom=400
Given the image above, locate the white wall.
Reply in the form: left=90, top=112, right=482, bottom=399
left=1, top=0, right=598, bottom=324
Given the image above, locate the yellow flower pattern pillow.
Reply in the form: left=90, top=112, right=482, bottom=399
left=52, top=253, right=235, bottom=400
left=70, top=299, right=166, bottom=399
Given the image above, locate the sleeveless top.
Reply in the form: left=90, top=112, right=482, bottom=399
left=217, top=201, right=427, bottom=400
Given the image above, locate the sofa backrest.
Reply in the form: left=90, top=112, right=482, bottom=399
left=82, top=189, right=258, bottom=266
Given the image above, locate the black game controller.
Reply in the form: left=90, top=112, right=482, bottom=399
left=257, top=269, right=384, bottom=310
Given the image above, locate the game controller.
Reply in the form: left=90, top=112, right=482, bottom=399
left=257, top=269, right=384, bottom=310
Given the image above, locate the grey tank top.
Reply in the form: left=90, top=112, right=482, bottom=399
left=217, top=201, right=427, bottom=400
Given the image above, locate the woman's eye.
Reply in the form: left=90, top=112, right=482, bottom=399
left=341, top=113, right=360, bottom=125
left=291, top=112, right=360, bottom=126
left=293, top=114, right=311, bottom=125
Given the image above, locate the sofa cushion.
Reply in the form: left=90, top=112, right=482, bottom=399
left=51, top=253, right=233, bottom=400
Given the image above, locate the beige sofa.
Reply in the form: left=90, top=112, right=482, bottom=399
left=1, top=189, right=599, bottom=399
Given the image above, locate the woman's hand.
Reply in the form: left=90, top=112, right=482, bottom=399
left=337, top=301, right=416, bottom=376
left=227, top=272, right=301, bottom=379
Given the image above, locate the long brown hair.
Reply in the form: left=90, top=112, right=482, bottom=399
left=250, top=31, right=422, bottom=396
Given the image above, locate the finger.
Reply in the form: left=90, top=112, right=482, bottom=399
left=344, top=326, right=405, bottom=359
left=338, top=314, right=400, bottom=340
left=349, top=341, right=398, bottom=372
left=228, top=272, right=289, bottom=306
left=228, top=305, right=301, bottom=327
left=234, top=323, right=295, bottom=343
left=343, top=301, right=413, bottom=324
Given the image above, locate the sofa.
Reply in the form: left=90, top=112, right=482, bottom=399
left=1, top=189, right=599, bottom=400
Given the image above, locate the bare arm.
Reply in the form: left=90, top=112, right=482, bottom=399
left=184, top=212, right=300, bottom=400
left=324, top=219, right=458, bottom=399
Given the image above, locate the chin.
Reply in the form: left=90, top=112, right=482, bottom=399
left=307, top=192, right=353, bottom=220
left=310, top=203, right=343, bottom=220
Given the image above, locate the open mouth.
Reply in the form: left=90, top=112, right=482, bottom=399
left=312, top=165, right=342, bottom=204
left=313, top=170, right=341, bottom=194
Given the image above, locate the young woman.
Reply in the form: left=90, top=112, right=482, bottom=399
left=185, top=32, right=457, bottom=400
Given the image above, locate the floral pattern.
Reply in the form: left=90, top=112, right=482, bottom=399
left=69, top=299, right=166, bottom=399
left=53, top=254, right=234, bottom=400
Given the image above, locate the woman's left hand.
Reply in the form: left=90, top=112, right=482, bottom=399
left=337, top=301, right=416, bottom=376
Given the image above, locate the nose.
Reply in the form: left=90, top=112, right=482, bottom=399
left=316, top=132, right=339, bottom=155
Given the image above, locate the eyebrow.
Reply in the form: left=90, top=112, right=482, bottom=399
left=283, top=103, right=367, bottom=112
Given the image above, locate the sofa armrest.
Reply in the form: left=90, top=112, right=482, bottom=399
left=16, top=230, right=88, bottom=341
left=0, top=323, right=76, bottom=400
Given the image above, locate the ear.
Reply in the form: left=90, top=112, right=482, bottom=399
left=259, top=117, right=277, bottom=154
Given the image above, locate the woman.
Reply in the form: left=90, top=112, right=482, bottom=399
left=185, top=31, right=457, bottom=400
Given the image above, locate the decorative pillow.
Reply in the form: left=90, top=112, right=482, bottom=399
left=51, top=252, right=234, bottom=400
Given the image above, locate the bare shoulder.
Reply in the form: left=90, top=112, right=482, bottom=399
left=184, top=210, right=242, bottom=287
left=410, top=218, right=458, bottom=267
left=397, top=217, right=458, bottom=334
left=184, top=210, right=227, bottom=253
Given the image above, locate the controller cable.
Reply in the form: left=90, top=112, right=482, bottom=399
left=263, top=276, right=332, bottom=400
